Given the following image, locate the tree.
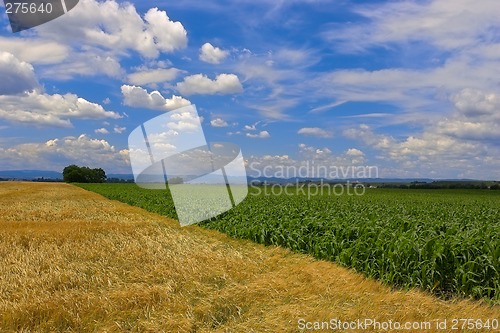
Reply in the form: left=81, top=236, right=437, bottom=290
left=63, top=165, right=85, bottom=183
left=63, top=165, right=107, bottom=183
left=168, top=176, right=184, bottom=185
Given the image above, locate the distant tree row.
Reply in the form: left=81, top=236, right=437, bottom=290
left=63, top=165, right=106, bottom=183
left=373, top=181, right=500, bottom=190
left=106, top=177, right=134, bottom=183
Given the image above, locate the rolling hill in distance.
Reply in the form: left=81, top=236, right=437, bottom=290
left=0, top=169, right=494, bottom=183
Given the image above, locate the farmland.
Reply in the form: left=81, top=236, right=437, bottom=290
left=1, top=182, right=499, bottom=332
left=78, top=183, right=500, bottom=303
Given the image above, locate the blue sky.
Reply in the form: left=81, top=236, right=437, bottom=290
left=0, top=0, right=499, bottom=179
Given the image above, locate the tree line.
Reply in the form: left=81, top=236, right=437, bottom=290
left=63, top=165, right=106, bottom=183
left=373, top=181, right=500, bottom=190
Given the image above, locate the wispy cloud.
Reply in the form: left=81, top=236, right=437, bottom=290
left=297, top=127, right=332, bottom=138
left=309, top=100, right=347, bottom=113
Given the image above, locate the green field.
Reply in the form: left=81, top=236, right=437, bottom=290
left=77, top=183, right=500, bottom=303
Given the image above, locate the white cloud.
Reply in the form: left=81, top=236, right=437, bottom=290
left=433, top=89, right=500, bottom=142
left=269, top=48, right=318, bottom=67
left=234, top=55, right=306, bottom=120
left=346, top=148, right=364, bottom=157
left=313, top=0, right=500, bottom=132
left=127, top=68, right=181, bottom=86
left=298, top=143, right=332, bottom=160
left=311, top=53, right=500, bottom=129
left=309, top=100, right=347, bottom=113
left=317, top=68, right=435, bottom=109
left=166, top=111, right=202, bottom=132
left=346, top=148, right=365, bottom=164
left=451, top=88, right=500, bottom=118
left=0, top=37, right=69, bottom=65
left=40, top=52, right=123, bottom=80
left=297, top=127, right=332, bottom=138
left=0, top=91, right=121, bottom=127
left=1, top=1, right=188, bottom=81
left=199, top=42, right=229, bottom=64
left=343, top=121, right=500, bottom=179
left=36, top=0, right=188, bottom=58
left=324, top=0, right=500, bottom=53
left=0, top=134, right=130, bottom=172
left=210, top=118, right=229, bottom=127
left=246, top=144, right=377, bottom=178
left=176, top=73, right=243, bottom=95
left=436, top=120, right=500, bottom=142
left=121, top=85, right=191, bottom=111
left=246, top=130, right=270, bottom=139
left=95, top=128, right=109, bottom=134
left=0, top=52, right=39, bottom=95
left=114, top=126, right=127, bottom=134
left=344, top=124, right=396, bottom=151
left=243, top=121, right=261, bottom=131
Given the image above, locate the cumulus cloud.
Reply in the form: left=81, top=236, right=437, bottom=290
left=297, top=127, right=332, bottom=138
left=95, top=128, right=109, bottom=134
left=346, top=148, right=364, bottom=156
left=343, top=121, right=500, bottom=179
left=437, top=120, right=500, bottom=141
left=433, top=88, right=500, bottom=142
left=127, top=68, right=181, bottom=86
left=246, top=130, right=270, bottom=139
left=121, top=85, right=191, bottom=111
left=166, top=111, right=202, bottom=132
left=346, top=148, right=365, bottom=164
left=40, top=52, right=123, bottom=80
left=210, top=118, right=229, bottom=127
left=451, top=88, right=500, bottom=117
left=298, top=143, right=332, bottom=160
left=0, top=52, right=39, bottom=95
left=0, top=37, right=69, bottom=65
left=0, top=134, right=130, bottom=172
left=36, top=0, right=188, bottom=58
left=246, top=143, right=377, bottom=178
left=176, top=73, right=243, bottom=95
left=199, top=42, right=229, bottom=64
left=0, top=91, right=121, bottom=127
left=2, top=1, right=188, bottom=81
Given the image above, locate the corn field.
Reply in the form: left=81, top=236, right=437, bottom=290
left=78, top=184, right=500, bottom=303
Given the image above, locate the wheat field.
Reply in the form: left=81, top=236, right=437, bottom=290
left=0, top=182, right=498, bottom=332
